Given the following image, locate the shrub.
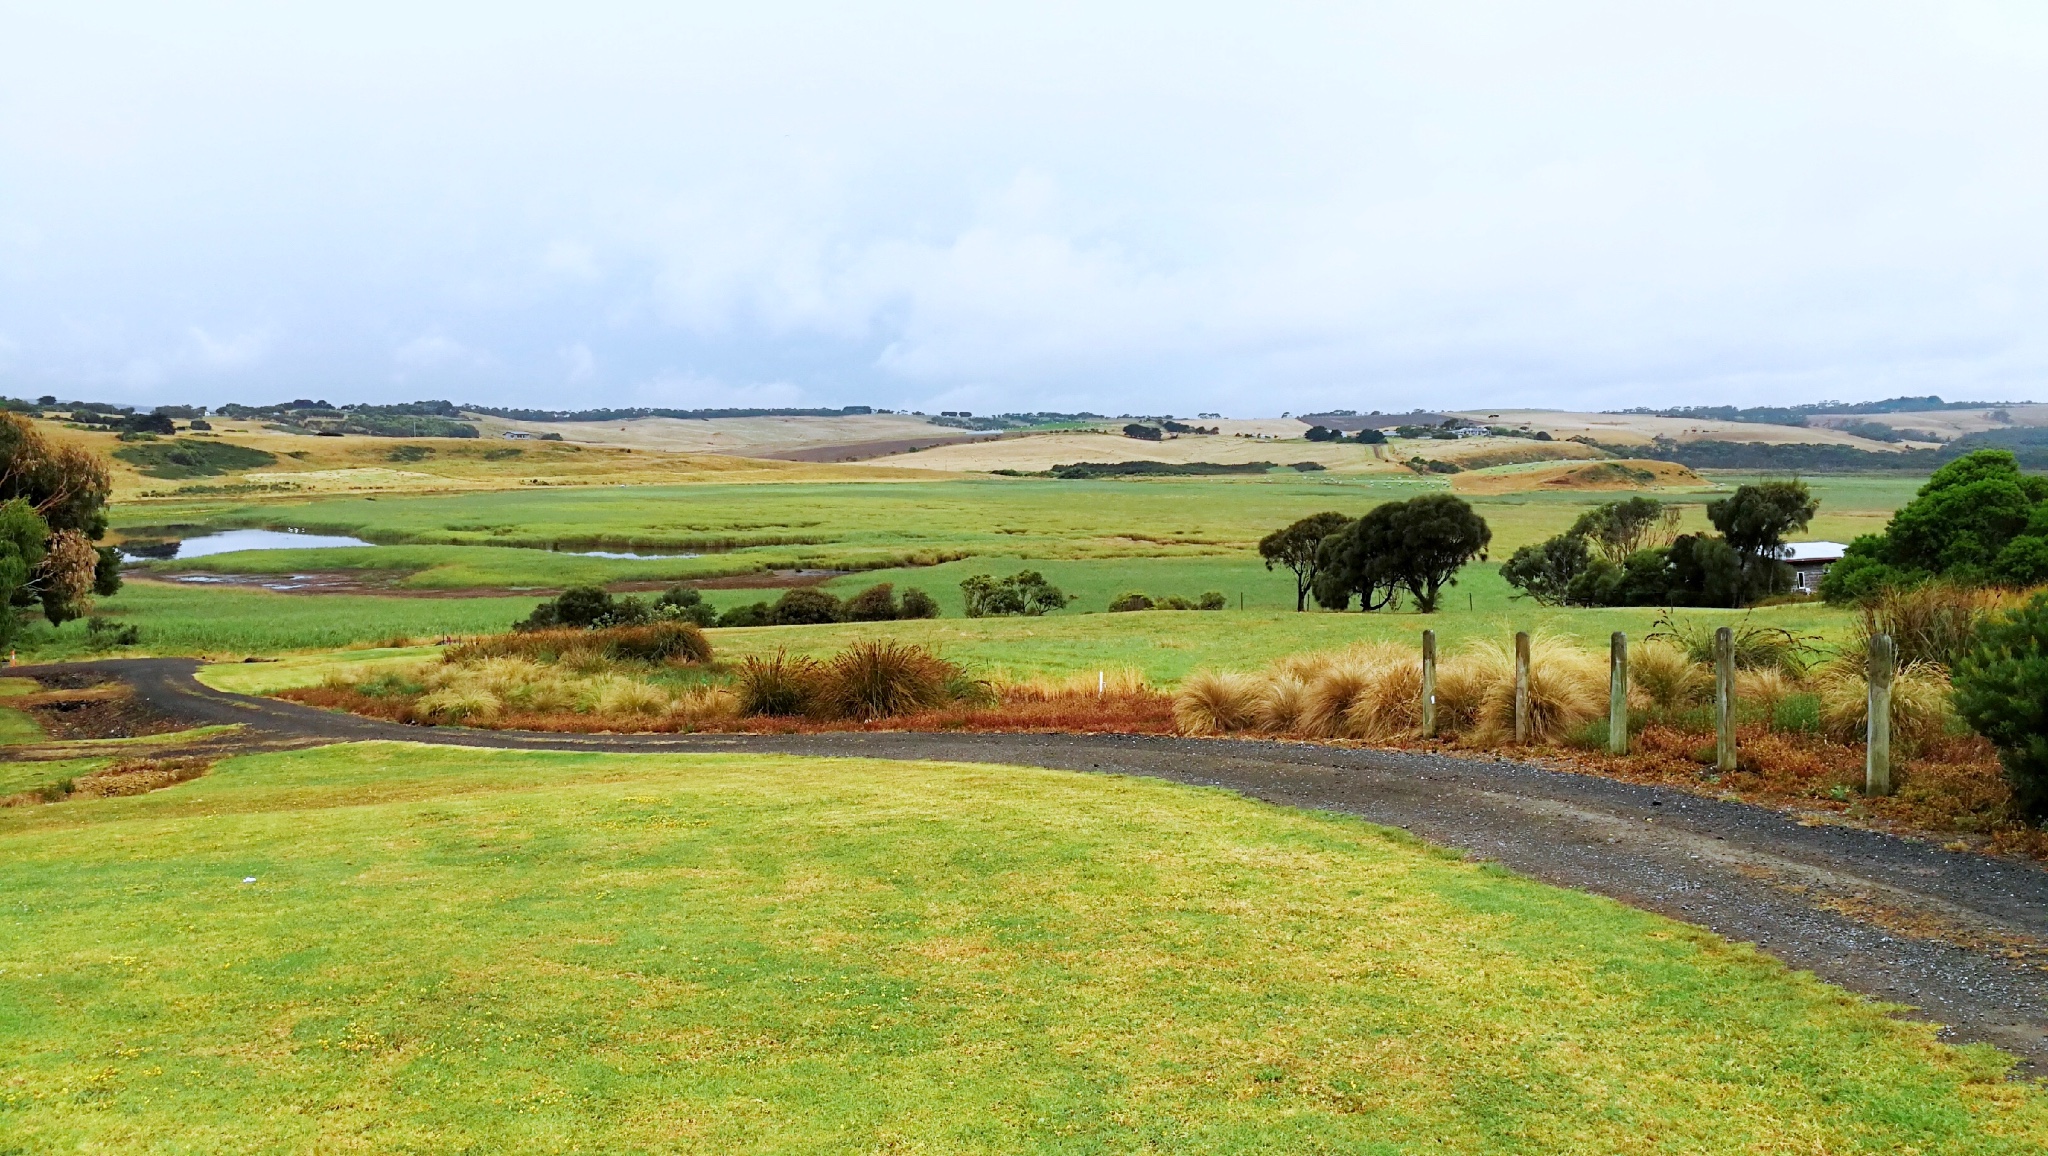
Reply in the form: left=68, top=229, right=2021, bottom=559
left=961, top=571, right=1070, bottom=617
left=813, top=641, right=960, bottom=720
left=1952, top=594, right=2048, bottom=820
left=771, top=588, right=842, bottom=625
left=1108, top=591, right=1154, bottom=612
left=1172, top=671, right=1261, bottom=734
left=734, top=651, right=825, bottom=716
left=842, top=583, right=901, bottom=621
left=898, top=588, right=940, bottom=619
left=718, top=601, right=772, bottom=628
left=86, top=616, right=139, bottom=647
left=519, top=585, right=652, bottom=631
left=654, top=585, right=718, bottom=627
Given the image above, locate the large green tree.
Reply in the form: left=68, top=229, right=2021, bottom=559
left=1822, top=450, right=2048, bottom=601
left=1258, top=511, right=1351, bottom=611
left=0, top=414, right=114, bottom=631
left=1314, top=494, right=1490, bottom=613
left=1707, top=480, right=1818, bottom=601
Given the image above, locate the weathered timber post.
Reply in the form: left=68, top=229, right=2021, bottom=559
left=1421, top=630, right=1438, bottom=739
left=1867, top=633, right=1895, bottom=796
left=1714, top=626, right=1736, bottom=773
left=1609, top=632, right=1629, bottom=756
left=1513, top=631, right=1532, bottom=744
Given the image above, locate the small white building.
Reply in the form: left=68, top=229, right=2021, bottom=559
left=1776, top=541, right=1849, bottom=593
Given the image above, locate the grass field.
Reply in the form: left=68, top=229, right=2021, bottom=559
left=0, top=742, right=2036, bottom=1152
left=6, top=467, right=1916, bottom=668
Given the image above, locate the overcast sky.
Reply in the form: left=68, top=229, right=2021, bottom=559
left=3, top=3, right=2047, bottom=416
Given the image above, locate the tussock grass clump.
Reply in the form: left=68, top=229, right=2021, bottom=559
left=1172, top=671, right=1261, bottom=735
left=1851, top=583, right=2013, bottom=671
left=815, top=641, right=962, bottom=721
left=1254, top=674, right=1311, bottom=733
left=734, top=651, right=824, bottom=717
left=1342, top=657, right=1424, bottom=742
left=1629, top=641, right=1708, bottom=714
left=1470, top=635, right=1605, bottom=744
left=1814, top=658, right=1957, bottom=750
left=1734, top=667, right=1797, bottom=716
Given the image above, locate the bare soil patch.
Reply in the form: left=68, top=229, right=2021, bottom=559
left=17, top=681, right=188, bottom=740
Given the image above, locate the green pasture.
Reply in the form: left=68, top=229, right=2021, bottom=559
left=15, top=582, right=534, bottom=661
left=115, top=475, right=1731, bottom=586
left=1, top=742, right=2034, bottom=1152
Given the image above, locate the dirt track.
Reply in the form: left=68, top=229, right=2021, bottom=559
left=24, top=657, right=2048, bottom=1070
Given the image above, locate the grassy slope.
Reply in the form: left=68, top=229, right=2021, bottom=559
left=0, top=742, right=2035, bottom=1152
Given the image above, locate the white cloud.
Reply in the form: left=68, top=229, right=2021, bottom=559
left=393, top=335, right=487, bottom=370
left=6, top=4, right=2048, bottom=411
left=633, top=373, right=809, bottom=410
left=186, top=327, right=268, bottom=370
left=559, top=342, right=595, bottom=383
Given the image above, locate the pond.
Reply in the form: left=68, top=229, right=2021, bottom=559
left=563, top=549, right=701, bottom=560
left=120, top=528, right=374, bottom=562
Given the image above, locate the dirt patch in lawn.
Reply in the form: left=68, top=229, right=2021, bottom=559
left=16, top=681, right=188, bottom=740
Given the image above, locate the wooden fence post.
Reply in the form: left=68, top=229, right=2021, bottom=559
left=1714, top=626, right=1736, bottom=773
left=1421, top=630, right=1438, bottom=739
left=1609, top=632, right=1629, bottom=756
left=1513, top=631, right=1531, bottom=744
left=1867, top=633, right=1895, bottom=796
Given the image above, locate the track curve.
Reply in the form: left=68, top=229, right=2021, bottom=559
left=20, top=656, right=2048, bottom=1068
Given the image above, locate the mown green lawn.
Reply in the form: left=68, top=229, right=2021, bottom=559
left=0, top=742, right=2035, bottom=1152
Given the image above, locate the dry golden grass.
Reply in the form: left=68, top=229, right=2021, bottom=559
left=1253, top=674, right=1312, bottom=733
left=994, top=667, right=1149, bottom=701
left=1470, top=635, right=1606, bottom=744
left=1814, top=657, right=1957, bottom=750
left=1733, top=667, right=1798, bottom=715
left=1630, top=640, right=1709, bottom=713
left=1172, top=671, right=1262, bottom=735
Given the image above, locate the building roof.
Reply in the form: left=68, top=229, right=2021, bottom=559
left=1774, top=541, right=1849, bottom=564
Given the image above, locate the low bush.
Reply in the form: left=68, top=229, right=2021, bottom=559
left=1953, top=594, right=2048, bottom=820
left=961, top=571, right=1069, bottom=617
left=898, top=588, right=940, bottom=619
left=718, top=601, right=772, bottom=628
left=843, top=583, right=901, bottom=622
left=519, top=586, right=654, bottom=631
left=1109, top=590, right=1226, bottom=612
left=654, top=585, right=718, bottom=627
left=771, top=588, right=842, bottom=625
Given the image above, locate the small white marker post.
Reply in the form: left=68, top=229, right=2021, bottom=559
left=1097, top=670, right=1105, bottom=698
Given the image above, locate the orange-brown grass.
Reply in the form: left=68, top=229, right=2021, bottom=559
left=279, top=683, right=1175, bottom=735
